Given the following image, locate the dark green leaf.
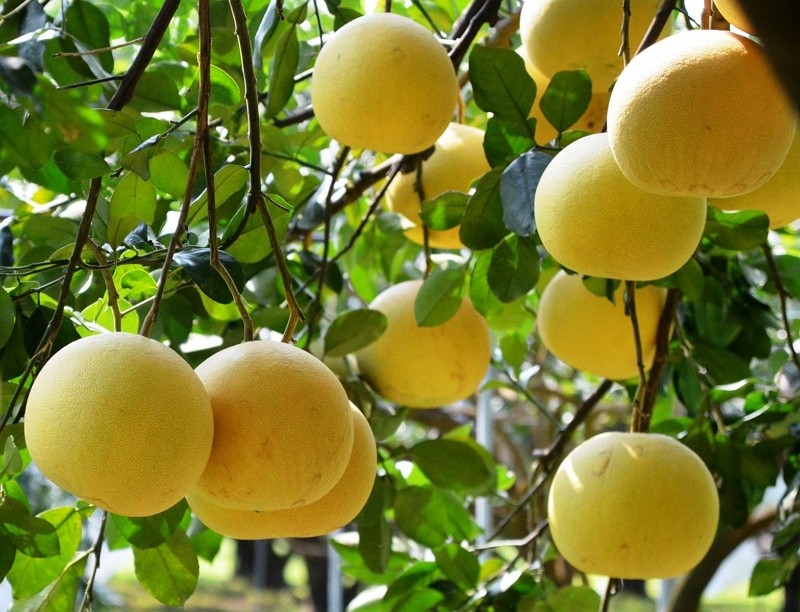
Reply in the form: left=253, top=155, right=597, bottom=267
left=325, top=309, right=388, bottom=358
left=0, top=496, right=59, bottom=558
left=539, top=70, right=592, bottom=133
left=223, top=195, right=294, bottom=264
left=488, top=235, right=539, bottom=302
left=0, top=288, right=15, bottom=350
left=111, top=500, right=188, bottom=549
left=129, top=72, right=182, bottom=113
left=692, top=341, right=752, bottom=385
left=7, top=507, right=83, bottom=600
left=484, top=117, right=536, bottom=167
left=390, top=588, right=445, bottom=612
left=394, top=486, right=481, bottom=548
left=469, top=46, right=536, bottom=123
left=749, top=558, right=786, bottom=596
left=358, top=476, right=392, bottom=574
left=133, top=530, right=199, bottom=607
left=673, top=358, right=706, bottom=415
left=705, top=207, right=769, bottom=250
left=773, top=255, right=800, bottom=299
left=265, top=15, right=302, bottom=119
left=173, top=248, right=245, bottom=304
left=108, top=172, right=157, bottom=248
left=414, top=266, right=467, bottom=327
left=420, top=192, right=468, bottom=231
left=670, top=257, right=705, bottom=300
left=384, top=562, right=438, bottom=603
left=187, top=165, right=249, bottom=225
left=460, top=167, right=508, bottom=250
left=434, top=544, right=480, bottom=591
left=0, top=436, right=22, bottom=481
left=409, top=439, right=495, bottom=495
left=0, top=533, right=15, bottom=582
left=501, top=151, right=551, bottom=237
left=254, top=0, right=282, bottom=69
left=692, top=278, right=742, bottom=348
left=53, top=148, right=109, bottom=180
left=65, top=0, right=113, bottom=72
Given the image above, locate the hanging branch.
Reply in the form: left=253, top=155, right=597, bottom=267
left=763, top=244, right=800, bottom=377
left=78, top=510, right=109, bottom=611
left=635, top=0, right=678, bottom=56
left=84, top=240, right=122, bottom=333
left=619, top=0, right=632, bottom=65
left=228, top=0, right=305, bottom=343
left=625, top=281, right=649, bottom=433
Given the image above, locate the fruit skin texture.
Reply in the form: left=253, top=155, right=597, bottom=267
left=537, top=271, right=666, bottom=380
left=187, top=403, right=377, bottom=539
left=714, top=0, right=755, bottom=33
left=712, top=125, right=800, bottom=229
left=193, top=340, right=353, bottom=512
left=608, top=29, right=796, bottom=198
left=519, top=0, right=662, bottom=92
left=355, top=280, right=491, bottom=408
left=24, top=332, right=214, bottom=517
left=548, top=432, right=719, bottom=579
left=311, top=13, right=457, bottom=155
left=385, top=122, right=490, bottom=249
left=534, top=133, right=707, bottom=281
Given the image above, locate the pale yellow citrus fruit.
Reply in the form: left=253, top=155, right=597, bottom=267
left=714, top=0, right=756, bottom=33
left=24, top=332, right=214, bottom=517
left=537, top=271, right=666, bottom=380
left=712, top=124, right=800, bottom=229
left=519, top=0, right=662, bottom=92
left=534, top=133, right=707, bottom=281
left=548, top=432, right=719, bottom=579
left=187, top=403, right=377, bottom=539
left=517, top=49, right=609, bottom=144
left=355, top=280, right=491, bottom=408
left=193, top=340, right=353, bottom=511
left=608, top=29, right=796, bottom=198
left=385, top=122, right=489, bottom=249
left=311, top=13, right=457, bottom=154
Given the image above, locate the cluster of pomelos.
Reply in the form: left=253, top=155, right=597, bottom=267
left=24, top=332, right=376, bottom=539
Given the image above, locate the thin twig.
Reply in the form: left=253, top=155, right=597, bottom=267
left=53, top=37, right=144, bottom=58
left=635, top=0, right=678, bottom=56
left=763, top=244, right=800, bottom=376
left=57, top=75, right=123, bottom=90
left=412, top=160, right=434, bottom=278
left=625, top=281, right=648, bottom=433
left=620, top=0, right=632, bottom=65
left=228, top=0, right=305, bottom=343
left=600, top=578, right=619, bottom=612
left=78, top=510, right=109, bottom=610
left=0, top=0, right=34, bottom=25
left=84, top=240, right=122, bottom=332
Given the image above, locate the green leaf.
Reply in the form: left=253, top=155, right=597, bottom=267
left=419, top=192, right=468, bottom=231
left=325, top=309, right=388, bottom=358
left=189, top=526, right=223, bottom=563
left=187, top=165, right=249, bottom=225
left=133, top=530, right=199, bottom=607
left=488, top=235, right=540, bottom=303
left=65, top=0, right=113, bottom=72
left=773, top=254, right=800, bottom=299
left=409, top=439, right=495, bottom=495
left=7, top=507, right=83, bottom=600
left=484, top=117, right=536, bottom=167
left=108, top=173, right=158, bottom=248
left=149, top=149, right=189, bottom=198
left=9, top=555, right=87, bottom=612
left=469, top=46, right=536, bottom=123
left=0, top=287, right=16, bottom=350
left=705, top=206, right=769, bottom=250
left=173, top=248, right=245, bottom=304
left=414, top=266, right=467, bottom=327
left=264, top=15, right=302, bottom=118
left=0, top=496, right=59, bottom=559
left=358, top=476, right=392, bottom=574
left=460, top=167, right=508, bottom=250
left=434, top=544, right=480, bottom=591
left=0, top=436, right=22, bottom=481
left=692, top=278, right=742, bottom=348
left=692, top=341, right=752, bottom=385
left=394, top=486, right=481, bottom=548
left=111, top=500, right=188, bottom=549
left=130, top=71, right=182, bottom=113
left=749, top=558, right=786, bottom=596
left=52, top=148, right=109, bottom=180
left=539, top=70, right=592, bottom=134
left=223, top=195, right=293, bottom=264
left=533, top=585, right=601, bottom=611
left=209, top=65, right=242, bottom=107
left=500, top=150, right=552, bottom=237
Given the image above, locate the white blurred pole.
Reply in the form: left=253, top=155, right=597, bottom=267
left=475, top=378, right=495, bottom=544
left=327, top=536, right=343, bottom=612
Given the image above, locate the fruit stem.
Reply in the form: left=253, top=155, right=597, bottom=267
left=85, top=239, right=122, bottom=332
left=619, top=0, right=632, bottom=66
left=78, top=510, right=109, bottom=610
left=762, top=243, right=800, bottom=378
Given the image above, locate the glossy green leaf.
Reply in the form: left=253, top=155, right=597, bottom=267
left=324, top=309, right=387, bottom=358
left=65, top=0, right=113, bottom=72
left=539, top=70, right=592, bottom=133
left=223, top=195, right=293, bottom=264
left=692, top=278, right=742, bottom=348
left=705, top=207, right=769, bottom=250
left=414, top=266, right=467, bottom=327
left=173, top=248, right=245, bottom=304
left=409, top=439, right=495, bottom=495
left=108, top=172, right=157, bottom=248
left=488, top=235, right=540, bottom=303
left=358, top=476, right=392, bottom=574
left=533, top=585, right=601, bottom=611
left=133, top=530, right=199, bottom=607
left=469, top=46, right=536, bottom=123
left=111, top=500, right=188, bottom=549
left=0, top=496, right=59, bottom=559
left=420, top=192, right=468, bottom=231
left=749, top=558, right=786, bottom=596
left=500, top=150, right=552, bottom=237
left=484, top=117, right=537, bottom=167
left=188, top=526, right=223, bottom=563
left=9, top=555, right=87, bottom=612
left=0, top=287, right=15, bottom=350
left=52, top=148, right=109, bottom=180
left=460, top=166, right=508, bottom=250
left=264, top=14, right=302, bottom=119
left=434, top=544, right=480, bottom=591
left=7, top=507, right=83, bottom=600
left=187, top=164, right=249, bottom=225
left=394, top=486, right=481, bottom=548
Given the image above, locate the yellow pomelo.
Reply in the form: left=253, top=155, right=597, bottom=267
left=548, top=432, right=719, bottom=579
left=188, top=403, right=377, bottom=539
left=24, top=332, right=214, bottom=517
left=519, top=0, right=662, bottom=92
left=608, top=29, right=796, bottom=198
left=355, top=280, right=491, bottom=408
left=385, top=122, right=490, bottom=250
left=537, top=271, right=666, bottom=380
left=311, top=13, right=457, bottom=154
left=518, top=49, right=609, bottom=144
left=711, top=125, right=800, bottom=229
left=715, top=0, right=755, bottom=33
left=534, top=133, right=707, bottom=281
left=193, top=340, right=353, bottom=511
